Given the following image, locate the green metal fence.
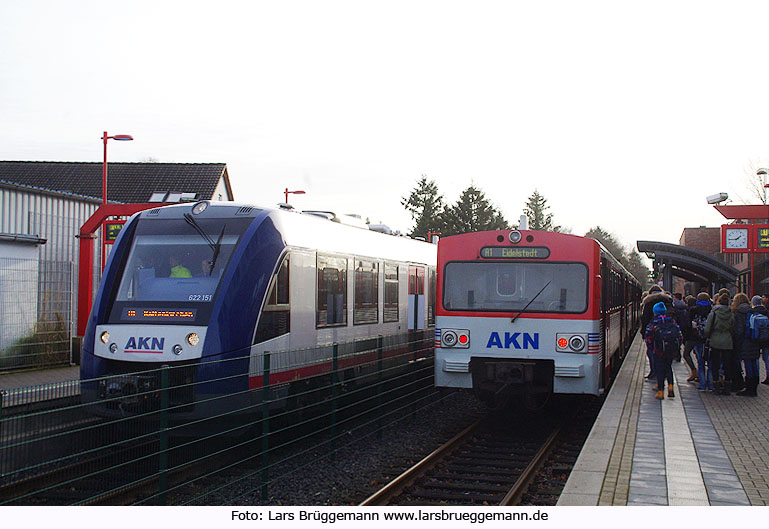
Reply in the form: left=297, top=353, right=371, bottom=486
left=0, top=330, right=443, bottom=505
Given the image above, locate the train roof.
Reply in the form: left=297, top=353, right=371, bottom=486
left=132, top=201, right=437, bottom=266
left=438, top=229, right=639, bottom=286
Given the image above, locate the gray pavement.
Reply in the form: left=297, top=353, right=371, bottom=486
left=0, top=365, right=80, bottom=391
left=559, top=332, right=769, bottom=506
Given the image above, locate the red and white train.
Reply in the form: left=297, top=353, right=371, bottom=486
left=434, top=229, right=641, bottom=407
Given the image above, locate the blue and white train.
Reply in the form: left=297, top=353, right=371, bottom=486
left=80, top=201, right=437, bottom=420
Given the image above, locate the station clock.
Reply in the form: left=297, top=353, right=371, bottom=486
left=725, top=227, right=749, bottom=249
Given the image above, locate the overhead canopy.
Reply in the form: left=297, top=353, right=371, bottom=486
left=636, top=240, right=738, bottom=290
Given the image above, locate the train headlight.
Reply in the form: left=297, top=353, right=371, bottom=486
left=186, top=333, right=200, bottom=346
left=440, top=329, right=470, bottom=348
left=173, top=344, right=183, bottom=355
left=442, top=330, right=458, bottom=347
left=100, top=331, right=110, bottom=344
left=569, top=335, right=586, bottom=352
left=509, top=230, right=522, bottom=244
left=191, top=201, right=209, bottom=215
left=109, top=343, right=118, bottom=353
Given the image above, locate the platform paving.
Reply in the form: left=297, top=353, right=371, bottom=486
left=559, top=331, right=768, bottom=506
left=0, top=365, right=80, bottom=391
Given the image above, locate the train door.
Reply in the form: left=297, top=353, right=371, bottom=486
left=407, top=265, right=425, bottom=331
left=600, top=258, right=610, bottom=389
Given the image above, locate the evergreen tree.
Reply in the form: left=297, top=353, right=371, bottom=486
left=624, top=250, right=653, bottom=288
left=440, top=184, right=509, bottom=236
left=523, top=189, right=561, bottom=231
left=585, top=226, right=651, bottom=288
left=585, top=226, right=625, bottom=262
left=401, top=175, right=446, bottom=239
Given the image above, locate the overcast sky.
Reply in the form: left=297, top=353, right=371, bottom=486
left=2, top=1, right=769, bottom=253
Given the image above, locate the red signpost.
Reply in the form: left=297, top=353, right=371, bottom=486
left=77, top=203, right=161, bottom=336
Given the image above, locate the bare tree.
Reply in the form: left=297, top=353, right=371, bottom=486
left=739, top=159, right=769, bottom=205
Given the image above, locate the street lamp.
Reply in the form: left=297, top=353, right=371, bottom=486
left=284, top=188, right=306, bottom=204
left=757, top=168, right=769, bottom=205
left=102, top=131, right=134, bottom=205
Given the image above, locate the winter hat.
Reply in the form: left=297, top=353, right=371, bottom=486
left=751, top=295, right=763, bottom=307
left=653, top=302, right=667, bottom=315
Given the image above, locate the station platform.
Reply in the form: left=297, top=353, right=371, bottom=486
left=558, top=332, right=769, bottom=506
left=0, top=365, right=80, bottom=407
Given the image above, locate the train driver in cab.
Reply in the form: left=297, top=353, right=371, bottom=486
left=169, top=254, right=192, bottom=278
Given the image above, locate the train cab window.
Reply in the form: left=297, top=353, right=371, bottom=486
left=317, top=255, right=348, bottom=327
left=384, top=263, right=399, bottom=323
left=254, top=255, right=290, bottom=344
left=106, top=216, right=252, bottom=325
left=442, top=261, right=588, bottom=314
left=354, top=260, right=379, bottom=325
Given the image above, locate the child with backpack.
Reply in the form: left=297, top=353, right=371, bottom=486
left=645, top=302, right=683, bottom=399
left=737, top=296, right=768, bottom=397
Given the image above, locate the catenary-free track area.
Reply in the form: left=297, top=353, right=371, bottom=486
left=558, top=332, right=769, bottom=506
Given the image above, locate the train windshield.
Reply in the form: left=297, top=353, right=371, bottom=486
left=107, top=216, right=253, bottom=324
left=442, top=261, right=588, bottom=314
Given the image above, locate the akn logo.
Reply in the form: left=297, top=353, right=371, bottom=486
left=486, top=332, right=539, bottom=350
left=125, top=337, right=165, bottom=353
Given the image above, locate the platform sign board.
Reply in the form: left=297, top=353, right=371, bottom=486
left=104, top=221, right=126, bottom=245
left=757, top=225, right=769, bottom=251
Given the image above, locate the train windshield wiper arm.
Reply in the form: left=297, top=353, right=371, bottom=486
left=511, top=280, right=551, bottom=323
left=184, top=213, right=224, bottom=275
left=207, top=226, right=225, bottom=276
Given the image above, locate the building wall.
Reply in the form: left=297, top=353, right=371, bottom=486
left=679, top=227, right=721, bottom=256
left=0, top=186, right=100, bottom=261
left=0, top=186, right=100, bottom=340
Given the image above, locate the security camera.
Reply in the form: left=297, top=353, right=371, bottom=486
left=706, top=192, right=728, bottom=205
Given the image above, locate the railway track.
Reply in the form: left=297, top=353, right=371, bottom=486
left=361, top=412, right=566, bottom=506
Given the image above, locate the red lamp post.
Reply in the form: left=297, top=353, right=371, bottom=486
left=102, top=131, right=134, bottom=205
left=284, top=188, right=306, bottom=204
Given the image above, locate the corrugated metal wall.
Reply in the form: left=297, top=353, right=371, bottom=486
left=0, top=186, right=101, bottom=344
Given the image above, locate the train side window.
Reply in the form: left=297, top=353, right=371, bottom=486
left=354, top=259, right=379, bottom=325
left=409, top=266, right=425, bottom=295
left=428, top=267, right=436, bottom=326
left=254, top=255, right=290, bottom=344
left=317, top=255, right=348, bottom=327
left=384, top=263, right=399, bottom=323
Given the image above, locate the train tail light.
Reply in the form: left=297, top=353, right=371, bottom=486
left=556, top=333, right=587, bottom=353
left=440, top=329, right=470, bottom=349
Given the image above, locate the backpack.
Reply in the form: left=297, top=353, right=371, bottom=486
left=691, top=312, right=707, bottom=341
left=674, top=304, right=688, bottom=328
left=653, top=317, right=680, bottom=355
left=746, top=313, right=769, bottom=344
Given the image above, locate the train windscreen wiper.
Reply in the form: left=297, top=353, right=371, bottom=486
left=511, top=280, right=552, bottom=323
left=207, top=225, right=225, bottom=276
left=183, top=213, right=225, bottom=276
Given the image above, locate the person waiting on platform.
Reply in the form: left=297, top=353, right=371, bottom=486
left=169, top=254, right=192, bottom=278
left=691, top=292, right=713, bottom=391
left=704, top=293, right=735, bottom=395
left=645, top=302, right=682, bottom=400
left=737, top=296, right=769, bottom=396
